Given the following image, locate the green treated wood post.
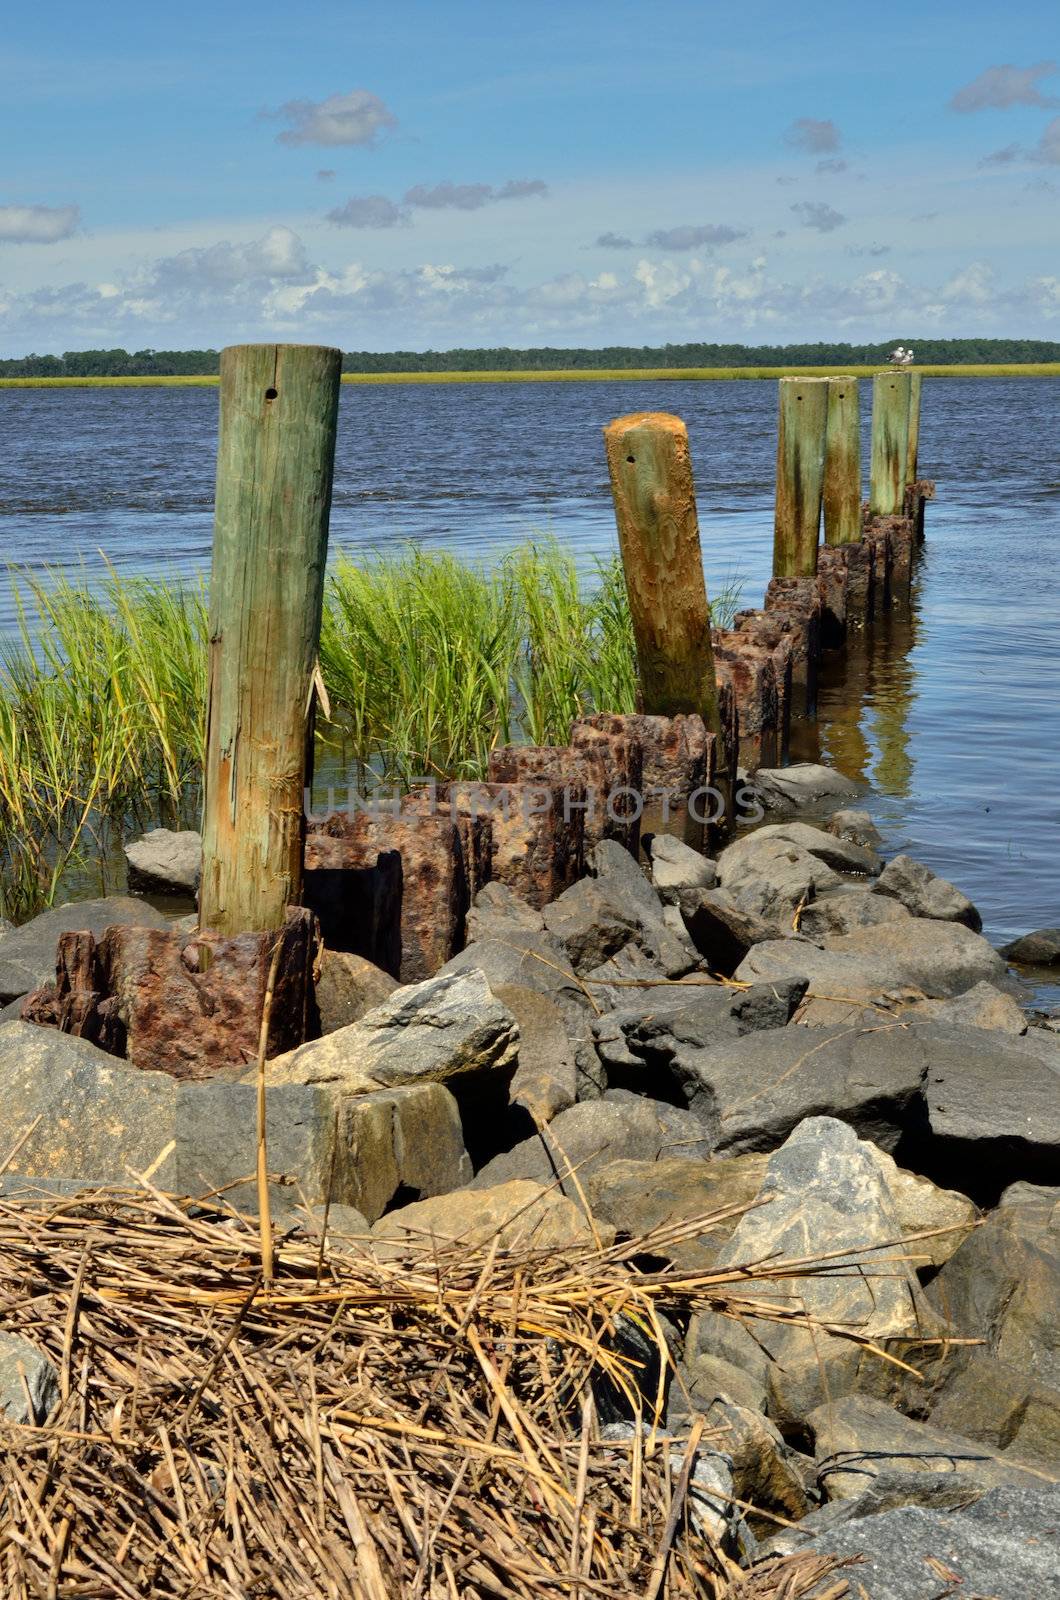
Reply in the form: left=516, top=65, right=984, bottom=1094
left=869, top=370, right=911, bottom=515
left=823, top=376, right=861, bottom=546
left=199, top=343, right=342, bottom=935
left=602, top=411, right=721, bottom=738
left=773, top=377, right=829, bottom=577
left=905, top=371, right=923, bottom=483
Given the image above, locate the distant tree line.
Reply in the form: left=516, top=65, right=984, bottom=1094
left=2, top=339, right=1059, bottom=378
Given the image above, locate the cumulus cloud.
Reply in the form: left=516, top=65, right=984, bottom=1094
left=326, top=194, right=409, bottom=228
left=643, top=223, right=748, bottom=250
left=272, top=90, right=396, bottom=147
left=0, top=203, right=80, bottom=244
left=403, top=178, right=547, bottom=210
left=791, top=201, right=846, bottom=232
left=785, top=117, right=841, bottom=154
left=596, top=231, right=634, bottom=249
left=950, top=62, right=1058, bottom=112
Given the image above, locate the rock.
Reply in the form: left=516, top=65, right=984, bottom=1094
left=716, top=835, right=842, bottom=935
left=314, top=949, right=398, bottom=1034
left=471, top=1096, right=714, bottom=1196
left=798, top=888, right=912, bottom=940
left=808, top=1395, right=1038, bottom=1502
left=750, top=764, right=859, bottom=811
left=649, top=833, right=718, bottom=903
left=598, top=1422, right=737, bottom=1547
left=1000, top=1181, right=1060, bottom=1207
left=689, top=1118, right=937, bottom=1428
left=542, top=840, right=694, bottom=978
left=826, top=808, right=884, bottom=850
left=1001, top=927, right=1060, bottom=967
left=677, top=887, right=773, bottom=975
left=675, top=1351, right=770, bottom=1417
left=177, top=1079, right=471, bottom=1224
left=595, top=978, right=807, bottom=1114
left=671, top=1389, right=813, bottom=1524
left=371, top=1179, right=598, bottom=1256
left=734, top=937, right=919, bottom=1026
left=586, top=1154, right=769, bottom=1268
left=260, top=970, right=517, bottom=1095
left=465, top=881, right=544, bottom=943
left=0, top=995, right=27, bottom=1024
left=928, top=1352, right=1060, bottom=1472
left=439, top=934, right=588, bottom=1028
left=917, top=1024, right=1060, bottom=1200
left=0, top=897, right=172, bottom=1003
left=0, top=1333, right=59, bottom=1423
left=744, top=821, right=881, bottom=876
left=863, top=1142, right=979, bottom=1269
left=788, top=1484, right=1060, bottom=1600
left=676, top=1023, right=929, bottom=1156
left=739, top=920, right=1008, bottom=1006
left=123, top=828, right=201, bottom=895
left=493, top=984, right=577, bottom=1125
left=872, top=854, right=982, bottom=932
left=0, top=1021, right=179, bottom=1187
left=914, top=980, right=1027, bottom=1035
left=928, top=1189, right=1060, bottom=1390
left=293, top=1202, right=371, bottom=1240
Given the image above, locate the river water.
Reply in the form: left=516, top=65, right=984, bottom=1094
left=1, top=377, right=1058, bottom=975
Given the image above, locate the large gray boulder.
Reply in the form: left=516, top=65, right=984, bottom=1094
left=314, top=949, right=398, bottom=1034
left=918, top=1024, right=1060, bottom=1199
left=872, top=853, right=982, bottom=932
left=690, top=1117, right=938, bottom=1428
left=124, top=827, right=201, bottom=895
left=0, top=1333, right=59, bottom=1424
left=825, top=808, right=883, bottom=850
left=494, top=983, right=577, bottom=1124
left=0, top=897, right=172, bottom=1002
left=587, top=1153, right=769, bottom=1269
left=913, top=980, right=1027, bottom=1034
left=649, top=832, right=718, bottom=903
left=257, top=970, right=518, bottom=1094
left=592, top=977, right=807, bottom=1105
left=676, top=886, right=773, bottom=975
left=372, top=1179, right=598, bottom=1257
left=742, top=820, right=881, bottom=876
left=716, top=835, right=842, bottom=934
left=543, top=840, right=694, bottom=978
left=464, top=880, right=545, bottom=943
left=807, top=1395, right=1042, bottom=1502
left=0, top=1021, right=179, bottom=1186
left=928, top=1352, right=1060, bottom=1473
left=788, top=1484, right=1060, bottom=1600
left=798, top=888, right=912, bottom=940
left=749, top=764, right=859, bottom=810
left=673, top=1022, right=929, bottom=1156
left=471, top=1095, right=714, bottom=1196
left=824, top=920, right=1006, bottom=997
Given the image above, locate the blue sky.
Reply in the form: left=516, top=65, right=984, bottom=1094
left=2, top=0, right=1058, bottom=353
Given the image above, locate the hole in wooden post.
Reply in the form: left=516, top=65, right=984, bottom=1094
left=626, top=454, right=635, bottom=464
left=264, top=387, right=278, bottom=401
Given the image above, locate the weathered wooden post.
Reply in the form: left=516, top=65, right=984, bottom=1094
left=823, top=377, right=861, bottom=547
left=772, top=377, right=829, bottom=577
left=868, top=370, right=911, bottom=516
left=905, top=371, right=922, bottom=483
left=199, top=343, right=342, bottom=935
left=602, top=412, right=721, bottom=738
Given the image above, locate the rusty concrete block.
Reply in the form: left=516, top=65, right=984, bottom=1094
left=712, top=634, right=780, bottom=771
left=844, top=540, right=875, bottom=628
left=815, top=544, right=850, bottom=648
left=762, top=575, right=822, bottom=718
left=572, top=712, right=714, bottom=848
left=305, top=812, right=487, bottom=982
left=435, top=780, right=584, bottom=909
left=21, top=907, right=319, bottom=1078
left=489, top=731, right=644, bottom=857
left=904, top=478, right=935, bottom=542
left=731, top=612, right=795, bottom=761
left=862, top=518, right=893, bottom=618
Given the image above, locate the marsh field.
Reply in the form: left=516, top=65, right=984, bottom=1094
left=0, top=374, right=1058, bottom=992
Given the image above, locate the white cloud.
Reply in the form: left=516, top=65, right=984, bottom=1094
left=785, top=118, right=841, bottom=154
left=0, top=203, right=80, bottom=243
left=950, top=62, right=1058, bottom=113
left=271, top=90, right=396, bottom=147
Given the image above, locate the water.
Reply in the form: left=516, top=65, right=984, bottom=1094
left=1, top=378, right=1058, bottom=978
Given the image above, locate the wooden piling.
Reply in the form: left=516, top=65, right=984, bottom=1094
left=602, top=412, right=721, bottom=738
left=905, top=371, right=923, bottom=483
left=199, top=343, right=342, bottom=935
left=772, top=377, right=829, bottom=578
left=869, top=370, right=911, bottom=516
left=823, top=376, right=861, bottom=546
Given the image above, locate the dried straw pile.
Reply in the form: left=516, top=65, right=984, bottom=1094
left=0, top=1185, right=858, bottom=1599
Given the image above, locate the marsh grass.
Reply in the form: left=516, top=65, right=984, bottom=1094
left=0, top=543, right=741, bottom=917
left=3, top=362, right=1059, bottom=388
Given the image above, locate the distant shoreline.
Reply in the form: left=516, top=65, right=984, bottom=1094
left=3, top=362, right=1060, bottom=388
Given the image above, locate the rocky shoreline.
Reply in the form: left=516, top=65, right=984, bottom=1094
left=0, top=761, right=1057, bottom=1597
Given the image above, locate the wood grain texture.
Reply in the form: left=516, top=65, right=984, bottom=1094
left=869, top=370, right=912, bottom=516
left=823, top=376, right=862, bottom=547
left=773, top=377, right=828, bottom=577
left=602, top=412, right=720, bottom=737
left=200, top=343, right=342, bottom=935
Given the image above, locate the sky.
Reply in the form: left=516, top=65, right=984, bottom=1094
left=2, top=0, right=1059, bottom=354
